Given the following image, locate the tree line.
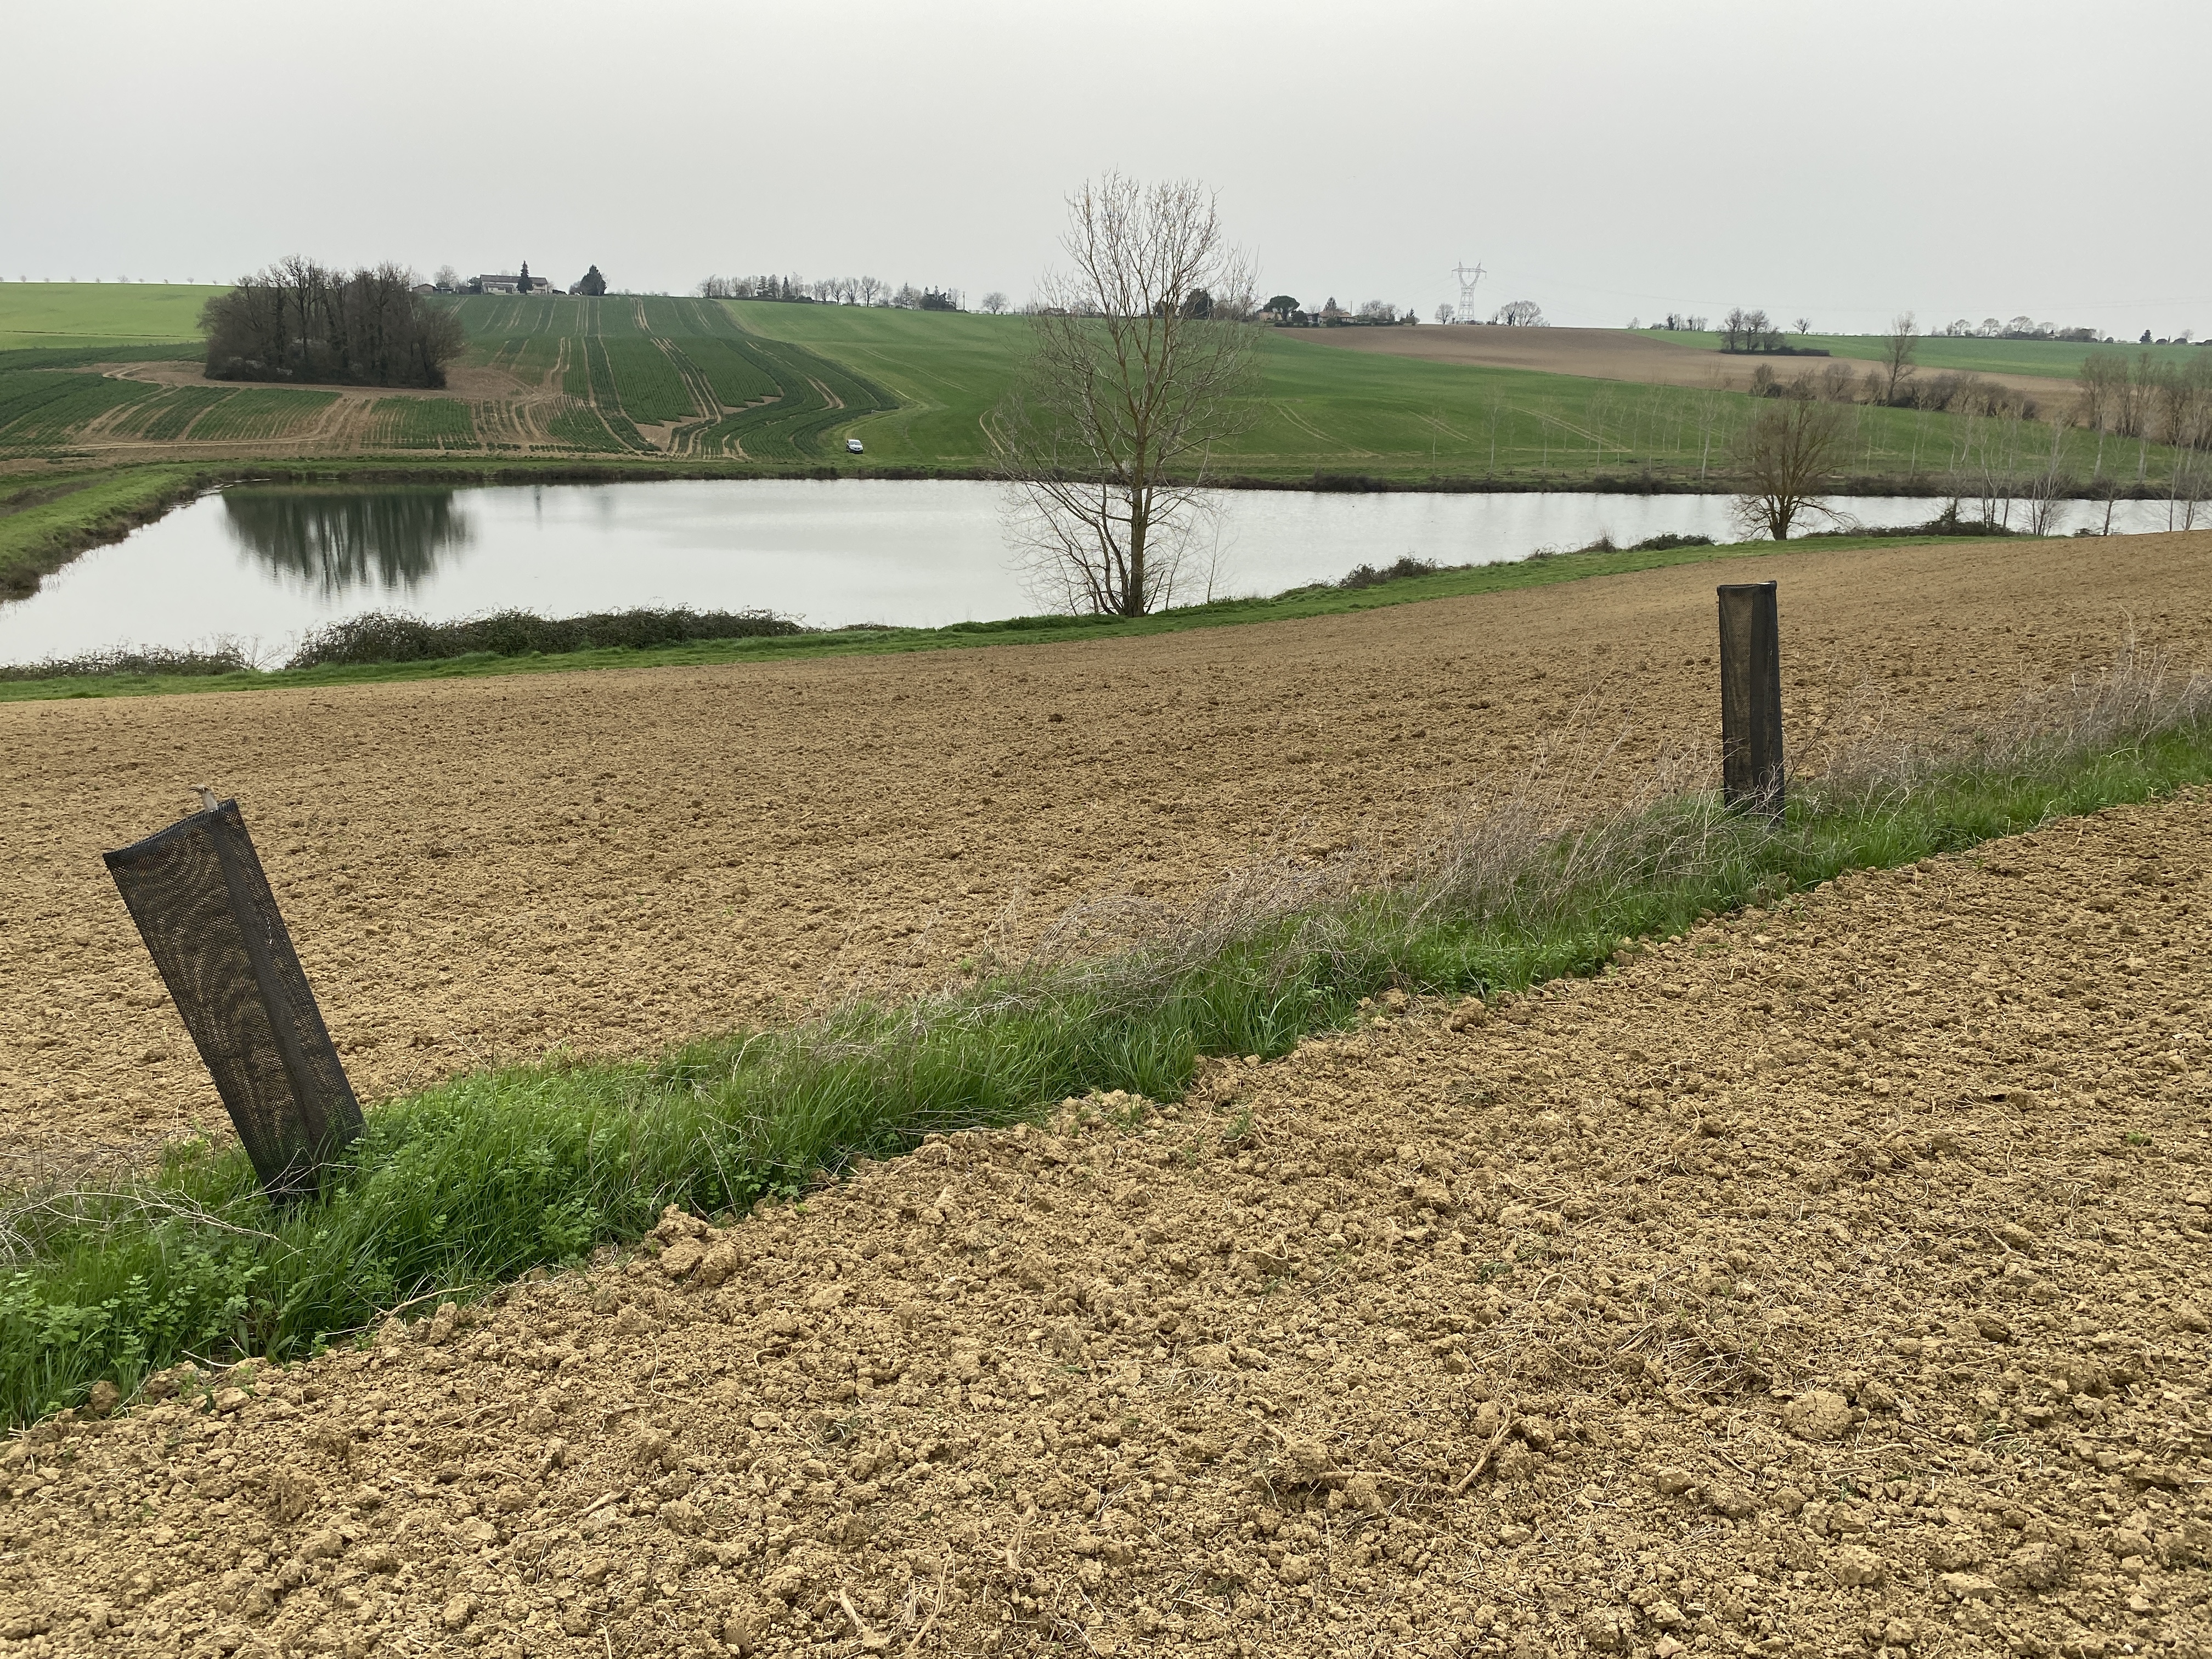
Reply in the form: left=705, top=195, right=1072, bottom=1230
left=200, top=258, right=465, bottom=387
left=2075, top=351, right=2212, bottom=449
left=696, top=274, right=980, bottom=311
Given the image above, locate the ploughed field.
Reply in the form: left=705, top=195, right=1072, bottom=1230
left=4, top=531, right=2211, bottom=1166
left=2, top=792, right=2207, bottom=1657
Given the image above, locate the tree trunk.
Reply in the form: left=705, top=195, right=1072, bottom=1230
left=1124, top=484, right=1150, bottom=617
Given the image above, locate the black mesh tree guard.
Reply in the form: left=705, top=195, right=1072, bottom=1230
left=105, top=799, right=363, bottom=1198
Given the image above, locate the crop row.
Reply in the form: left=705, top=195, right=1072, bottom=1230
left=366, top=398, right=477, bottom=449
left=0, top=370, right=161, bottom=445
left=437, top=292, right=901, bottom=453
left=104, top=385, right=233, bottom=441
left=600, top=339, right=699, bottom=424
left=675, top=336, right=780, bottom=408
left=187, top=388, right=336, bottom=441
left=543, top=400, right=636, bottom=450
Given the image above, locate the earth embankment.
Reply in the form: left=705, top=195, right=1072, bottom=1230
left=3, top=531, right=2210, bottom=1163
left=2, top=792, right=2206, bottom=1656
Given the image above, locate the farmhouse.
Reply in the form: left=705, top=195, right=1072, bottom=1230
left=475, top=271, right=554, bottom=295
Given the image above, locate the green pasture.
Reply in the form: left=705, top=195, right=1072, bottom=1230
left=1646, top=328, right=2210, bottom=383
left=0, top=281, right=224, bottom=352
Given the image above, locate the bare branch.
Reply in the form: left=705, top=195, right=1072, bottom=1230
left=989, top=174, right=1259, bottom=618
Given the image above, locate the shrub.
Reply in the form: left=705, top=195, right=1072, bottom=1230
left=285, top=606, right=804, bottom=669
left=0, top=645, right=253, bottom=682
left=1338, top=555, right=1441, bottom=589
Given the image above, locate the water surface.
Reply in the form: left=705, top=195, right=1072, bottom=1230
left=0, top=480, right=2175, bottom=667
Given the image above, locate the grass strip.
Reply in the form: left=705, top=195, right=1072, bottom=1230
left=0, top=531, right=2008, bottom=703
left=0, top=465, right=206, bottom=599
left=2, top=663, right=2205, bottom=1426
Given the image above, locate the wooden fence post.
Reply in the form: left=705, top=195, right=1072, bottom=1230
left=1717, top=581, right=1786, bottom=819
left=105, top=795, right=363, bottom=1199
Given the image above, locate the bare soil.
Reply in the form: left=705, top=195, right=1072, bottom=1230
left=3, top=793, right=2207, bottom=1657
left=98, top=362, right=535, bottom=404
left=5, top=532, right=2211, bottom=1169
left=1292, top=329, right=2074, bottom=408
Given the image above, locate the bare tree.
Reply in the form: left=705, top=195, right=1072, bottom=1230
left=1435, top=303, right=1453, bottom=324
left=1877, top=311, right=1917, bottom=405
left=2019, top=414, right=2074, bottom=535
left=201, top=257, right=464, bottom=387
left=988, top=174, right=1257, bottom=618
left=431, top=264, right=461, bottom=294
left=980, top=291, right=1009, bottom=315
left=1729, top=399, right=1847, bottom=540
left=1793, top=315, right=1813, bottom=335
left=1490, top=299, right=1545, bottom=327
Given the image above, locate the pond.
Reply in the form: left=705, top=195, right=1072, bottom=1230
left=0, top=479, right=2176, bottom=667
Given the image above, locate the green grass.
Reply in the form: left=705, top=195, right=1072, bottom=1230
left=0, top=529, right=1981, bottom=703
left=1646, top=329, right=2211, bottom=383
left=0, top=282, right=225, bottom=352
left=0, top=466, right=207, bottom=598
left=735, top=303, right=2179, bottom=487
left=4, top=686, right=2205, bottom=1427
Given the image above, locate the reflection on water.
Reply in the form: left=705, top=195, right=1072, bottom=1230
left=0, top=478, right=2192, bottom=669
left=224, top=488, right=473, bottom=597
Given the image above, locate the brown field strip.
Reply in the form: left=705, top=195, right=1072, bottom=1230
left=3, top=532, right=2210, bottom=1164
left=3, top=792, right=2207, bottom=1655
left=1293, top=326, right=2077, bottom=406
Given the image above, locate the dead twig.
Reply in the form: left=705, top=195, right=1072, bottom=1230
left=1451, top=1415, right=1520, bottom=1496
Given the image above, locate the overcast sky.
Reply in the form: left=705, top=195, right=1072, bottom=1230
left=9, top=0, right=2208, bottom=338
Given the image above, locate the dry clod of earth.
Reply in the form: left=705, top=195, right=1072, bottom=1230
left=5, top=794, right=2212, bottom=1656
left=5, top=530, right=2212, bottom=1166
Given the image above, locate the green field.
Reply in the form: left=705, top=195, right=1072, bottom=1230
left=1647, top=328, right=2210, bottom=382
left=1, top=286, right=2203, bottom=499
left=453, top=293, right=895, bottom=459
left=0, top=365, right=334, bottom=452
left=0, top=281, right=224, bottom=353
left=735, top=301, right=2161, bottom=487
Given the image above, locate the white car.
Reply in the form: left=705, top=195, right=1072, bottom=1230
left=846, top=438, right=864, bottom=454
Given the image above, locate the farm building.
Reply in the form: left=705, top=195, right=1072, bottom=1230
left=473, top=272, right=555, bottom=295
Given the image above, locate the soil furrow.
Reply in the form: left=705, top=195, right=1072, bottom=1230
left=3, top=533, right=2209, bottom=1164
left=2, top=792, right=2205, bottom=1656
